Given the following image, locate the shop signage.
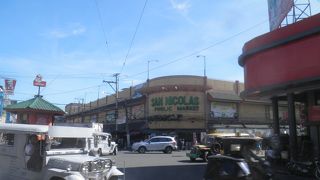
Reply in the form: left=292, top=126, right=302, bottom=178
left=33, top=74, right=46, bottom=87
left=151, top=96, right=199, bottom=112
left=211, top=102, right=236, bottom=118
left=4, top=79, right=16, bottom=95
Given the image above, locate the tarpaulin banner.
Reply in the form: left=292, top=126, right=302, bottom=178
left=5, top=79, right=16, bottom=95
left=268, top=0, right=294, bottom=31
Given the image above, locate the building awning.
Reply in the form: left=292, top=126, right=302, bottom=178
left=5, top=96, right=65, bottom=115
left=208, top=91, right=242, bottom=102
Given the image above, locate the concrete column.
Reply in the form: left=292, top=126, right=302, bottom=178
left=287, top=93, right=298, bottom=160
left=307, top=91, right=319, bottom=157
left=203, top=76, right=208, bottom=132
left=271, top=97, right=280, bottom=135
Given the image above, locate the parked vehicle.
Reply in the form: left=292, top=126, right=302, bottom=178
left=287, top=159, right=320, bottom=179
left=131, top=136, right=177, bottom=154
left=203, top=136, right=272, bottom=180
left=0, top=124, right=123, bottom=180
left=204, top=155, right=251, bottom=180
left=90, top=132, right=118, bottom=156
left=186, top=132, right=250, bottom=162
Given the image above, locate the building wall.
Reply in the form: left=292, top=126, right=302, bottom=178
left=65, top=75, right=272, bottom=132
left=238, top=103, right=270, bottom=123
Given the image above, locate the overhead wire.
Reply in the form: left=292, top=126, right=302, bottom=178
left=120, top=0, right=149, bottom=74
left=94, top=0, right=113, bottom=61
left=42, top=84, right=102, bottom=96
left=122, top=19, right=268, bottom=80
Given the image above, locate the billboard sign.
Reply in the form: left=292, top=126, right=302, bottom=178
left=268, top=0, right=294, bottom=31
left=33, top=74, right=46, bottom=87
left=211, top=102, right=237, bottom=118
left=5, top=79, right=16, bottom=95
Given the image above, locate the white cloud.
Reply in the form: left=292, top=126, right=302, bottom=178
left=170, top=0, right=191, bottom=13
left=46, top=24, right=86, bottom=39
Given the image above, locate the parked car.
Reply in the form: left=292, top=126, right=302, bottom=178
left=90, top=132, right=118, bottom=156
left=131, top=136, right=177, bottom=154
left=0, top=124, right=123, bottom=180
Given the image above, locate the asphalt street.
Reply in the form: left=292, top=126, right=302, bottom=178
left=106, top=150, right=317, bottom=180
left=108, top=150, right=207, bottom=180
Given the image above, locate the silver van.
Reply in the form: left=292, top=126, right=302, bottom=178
left=0, top=124, right=123, bottom=180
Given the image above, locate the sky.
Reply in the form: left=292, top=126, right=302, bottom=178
left=1, top=0, right=320, bottom=109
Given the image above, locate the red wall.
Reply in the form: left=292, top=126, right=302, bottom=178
left=28, top=112, right=53, bottom=125
left=240, top=14, right=320, bottom=94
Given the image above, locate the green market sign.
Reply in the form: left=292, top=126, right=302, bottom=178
left=151, top=96, right=200, bottom=112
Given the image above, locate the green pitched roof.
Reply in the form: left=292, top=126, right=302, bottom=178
left=5, top=96, right=64, bottom=114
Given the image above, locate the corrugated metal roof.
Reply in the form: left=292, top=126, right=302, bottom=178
left=208, top=91, right=242, bottom=101
left=5, top=96, right=64, bottom=114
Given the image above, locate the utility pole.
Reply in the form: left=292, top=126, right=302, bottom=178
left=103, top=73, right=120, bottom=134
left=124, top=99, right=131, bottom=149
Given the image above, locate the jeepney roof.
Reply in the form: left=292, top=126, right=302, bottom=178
left=0, top=123, right=49, bottom=133
left=93, top=132, right=111, bottom=136
left=207, top=132, right=250, bottom=137
left=48, top=126, right=94, bottom=138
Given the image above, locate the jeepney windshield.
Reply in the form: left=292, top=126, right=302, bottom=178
left=49, top=137, right=86, bottom=149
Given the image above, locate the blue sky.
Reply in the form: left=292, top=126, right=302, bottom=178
left=1, top=0, right=320, bottom=109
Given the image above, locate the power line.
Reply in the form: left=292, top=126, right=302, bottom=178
left=120, top=0, right=148, bottom=74
left=94, top=0, right=113, bottom=61
left=123, top=19, right=268, bottom=80
left=42, top=84, right=102, bottom=96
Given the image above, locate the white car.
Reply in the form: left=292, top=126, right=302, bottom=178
left=0, top=124, right=123, bottom=180
left=132, top=136, right=178, bottom=154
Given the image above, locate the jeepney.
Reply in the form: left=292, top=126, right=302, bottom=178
left=186, top=132, right=251, bottom=161
left=0, top=124, right=123, bottom=180
left=91, top=132, right=118, bottom=156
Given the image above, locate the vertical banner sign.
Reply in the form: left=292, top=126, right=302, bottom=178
left=268, top=0, right=294, bottom=31
left=0, top=89, right=4, bottom=118
left=5, top=79, right=16, bottom=95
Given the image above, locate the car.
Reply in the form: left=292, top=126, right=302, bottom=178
left=131, top=136, right=177, bottom=154
left=90, top=132, right=118, bottom=156
left=0, top=124, right=124, bottom=180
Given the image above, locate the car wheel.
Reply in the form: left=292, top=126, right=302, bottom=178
left=138, top=146, right=146, bottom=153
left=165, top=146, right=173, bottom=154
left=190, top=157, right=196, bottom=162
left=113, top=147, right=118, bottom=155
left=98, top=149, right=103, bottom=156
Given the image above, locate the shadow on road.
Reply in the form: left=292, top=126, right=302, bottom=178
left=178, top=159, right=207, bottom=163
left=119, top=164, right=206, bottom=180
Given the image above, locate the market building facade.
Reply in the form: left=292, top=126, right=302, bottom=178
left=65, top=75, right=295, bottom=148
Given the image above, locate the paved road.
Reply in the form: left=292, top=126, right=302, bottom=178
left=105, top=150, right=316, bottom=180
left=107, top=150, right=207, bottom=180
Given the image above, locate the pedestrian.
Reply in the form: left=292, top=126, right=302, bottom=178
left=177, top=139, right=182, bottom=151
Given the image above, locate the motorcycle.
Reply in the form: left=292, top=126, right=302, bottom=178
left=287, top=159, right=320, bottom=179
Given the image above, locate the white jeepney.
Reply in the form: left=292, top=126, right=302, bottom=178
left=0, top=124, right=123, bottom=180
left=91, top=132, right=118, bottom=156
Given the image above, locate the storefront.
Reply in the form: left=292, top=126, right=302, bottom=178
left=65, top=75, right=274, bottom=148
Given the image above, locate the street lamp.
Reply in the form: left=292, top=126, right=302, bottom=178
left=147, top=60, right=158, bottom=80
left=196, top=55, right=206, bottom=77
